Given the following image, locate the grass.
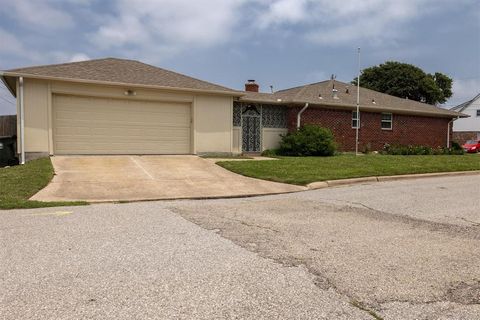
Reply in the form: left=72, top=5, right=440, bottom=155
left=217, top=154, right=480, bottom=185
left=0, top=158, right=87, bottom=210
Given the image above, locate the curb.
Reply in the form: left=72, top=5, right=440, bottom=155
left=307, top=170, right=480, bottom=190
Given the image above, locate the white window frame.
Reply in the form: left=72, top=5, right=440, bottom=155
left=476, top=109, right=480, bottom=117
left=352, top=111, right=360, bottom=129
left=381, top=112, right=393, bottom=130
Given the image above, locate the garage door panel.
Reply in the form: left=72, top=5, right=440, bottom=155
left=55, top=142, right=191, bottom=153
left=53, top=94, right=191, bottom=155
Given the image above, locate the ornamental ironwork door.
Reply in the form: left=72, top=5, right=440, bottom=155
left=242, top=105, right=261, bottom=152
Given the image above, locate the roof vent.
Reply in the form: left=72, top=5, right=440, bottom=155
left=345, top=86, right=350, bottom=94
left=318, top=94, right=323, bottom=100
left=372, top=99, right=376, bottom=104
left=331, top=74, right=339, bottom=99
left=245, top=80, right=259, bottom=92
left=332, top=88, right=339, bottom=99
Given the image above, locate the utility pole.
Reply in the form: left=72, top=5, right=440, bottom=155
left=355, top=48, right=361, bottom=155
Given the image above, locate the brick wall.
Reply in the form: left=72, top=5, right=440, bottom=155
left=452, top=131, right=480, bottom=143
left=287, top=106, right=452, bottom=151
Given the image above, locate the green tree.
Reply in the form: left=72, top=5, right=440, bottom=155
left=352, top=61, right=453, bottom=105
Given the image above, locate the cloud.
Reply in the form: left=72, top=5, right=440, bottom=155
left=0, top=28, right=26, bottom=56
left=255, top=0, right=467, bottom=46
left=92, top=0, right=247, bottom=57
left=257, top=0, right=310, bottom=28
left=0, top=1, right=74, bottom=30
left=448, top=78, right=480, bottom=106
left=69, top=53, right=91, bottom=62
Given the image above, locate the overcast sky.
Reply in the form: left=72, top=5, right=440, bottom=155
left=0, top=0, right=479, bottom=114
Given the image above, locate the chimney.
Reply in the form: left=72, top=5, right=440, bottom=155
left=245, top=80, right=259, bottom=92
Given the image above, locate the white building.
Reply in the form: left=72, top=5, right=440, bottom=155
left=450, top=93, right=480, bottom=142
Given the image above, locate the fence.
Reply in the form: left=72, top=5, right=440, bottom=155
left=0, top=115, right=17, bottom=137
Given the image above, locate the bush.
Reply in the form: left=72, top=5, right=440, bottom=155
left=451, top=141, right=462, bottom=151
left=278, top=125, right=336, bottom=156
left=261, top=149, right=280, bottom=157
left=382, top=143, right=464, bottom=155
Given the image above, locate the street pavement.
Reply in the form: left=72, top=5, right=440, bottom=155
left=1, top=175, right=479, bottom=319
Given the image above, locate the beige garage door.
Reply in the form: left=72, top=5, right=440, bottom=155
left=53, top=94, right=191, bottom=155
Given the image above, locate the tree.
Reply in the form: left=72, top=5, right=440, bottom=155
left=352, top=61, right=453, bottom=105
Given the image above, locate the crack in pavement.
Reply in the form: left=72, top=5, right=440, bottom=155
left=170, top=193, right=480, bottom=319
left=171, top=205, right=385, bottom=318
left=311, top=197, right=480, bottom=240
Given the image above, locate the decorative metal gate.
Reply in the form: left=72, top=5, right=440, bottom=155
left=242, top=105, right=261, bottom=152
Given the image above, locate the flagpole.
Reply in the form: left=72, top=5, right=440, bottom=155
left=355, top=47, right=361, bottom=155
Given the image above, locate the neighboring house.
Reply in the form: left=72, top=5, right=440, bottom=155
left=450, top=93, right=480, bottom=142
left=0, top=58, right=465, bottom=161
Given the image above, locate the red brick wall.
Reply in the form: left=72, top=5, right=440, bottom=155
left=288, top=106, right=452, bottom=151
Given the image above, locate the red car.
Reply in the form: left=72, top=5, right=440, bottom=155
left=462, top=140, right=480, bottom=153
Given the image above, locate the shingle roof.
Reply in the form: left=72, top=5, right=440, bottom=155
left=2, top=58, right=239, bottom=94
left=240, top=80, right=466, bottom=118
left=450, top=93, right=480, bottom=112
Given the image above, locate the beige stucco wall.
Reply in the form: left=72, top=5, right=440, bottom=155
left=262, top=128, right=287, bottom=151
left=23, top=79, right=50, bottom=152
left=232, top=127, right=241, bottom=153
left=194, top=95, right=233, bottom=153
left=18, top=78, right=234, bottom=155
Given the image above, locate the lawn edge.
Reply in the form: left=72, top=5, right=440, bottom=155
left=307, top=170, right=480, bottom=190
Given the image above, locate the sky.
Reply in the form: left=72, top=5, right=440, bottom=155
left=0, top=0, right=479, bottom=115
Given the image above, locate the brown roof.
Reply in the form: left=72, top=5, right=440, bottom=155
left=2, top=58, right=239, bottom=94
left=240, top=80, right=466, bottom=118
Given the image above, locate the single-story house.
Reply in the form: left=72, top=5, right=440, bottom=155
left=0, top=58, right=466, bottom=162
left=450, top=93, right=480, bottom=142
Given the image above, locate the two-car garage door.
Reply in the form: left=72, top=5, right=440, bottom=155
left=53, top=95, right=191, bottom=155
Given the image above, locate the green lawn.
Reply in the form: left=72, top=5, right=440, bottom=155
left=0, top=158, right=87, bottom=210
left=217, top=154, right=480, bottom=185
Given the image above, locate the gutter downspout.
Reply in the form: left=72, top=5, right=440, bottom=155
left=447, top=116, right=459, bottom=148
left=297, top=103, right=309, bottom=129
left=19, top=77, right=25, bottom=165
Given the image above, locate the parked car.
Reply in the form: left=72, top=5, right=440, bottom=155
left=462, top=139, right=480, bottom=153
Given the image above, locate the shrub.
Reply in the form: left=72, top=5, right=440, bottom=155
left=278, top=125, right=336, bottom=156
left=382, top=143, right=464, bottom=155
left=451, top=141, right=462, bottom=151
left=261, top=149, right=280, bottom=157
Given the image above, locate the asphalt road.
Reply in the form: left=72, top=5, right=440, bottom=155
left=1, top=175, right=479, bottom=319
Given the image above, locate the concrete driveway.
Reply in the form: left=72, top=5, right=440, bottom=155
left=31, top=155, right=304, bottom=202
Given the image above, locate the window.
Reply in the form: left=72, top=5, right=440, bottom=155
left=352, top=111, right=360, bottom=128
left=381, top=113, right=393, bottom=130
left=476, top=109, right=480, bottom=117
left=262, top=105, right=287, bottom=128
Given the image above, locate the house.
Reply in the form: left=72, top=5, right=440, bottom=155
left=0, top=58, right=465, bottom=162
left=450, top=93, right=480, bottom=143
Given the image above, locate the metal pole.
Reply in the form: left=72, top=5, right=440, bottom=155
left=19, top=77, right=25, bottom=164
left=355, top=48, right=361, bottom=155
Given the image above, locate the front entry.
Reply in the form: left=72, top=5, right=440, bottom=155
left=242, top=105, right=261, bottom=152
